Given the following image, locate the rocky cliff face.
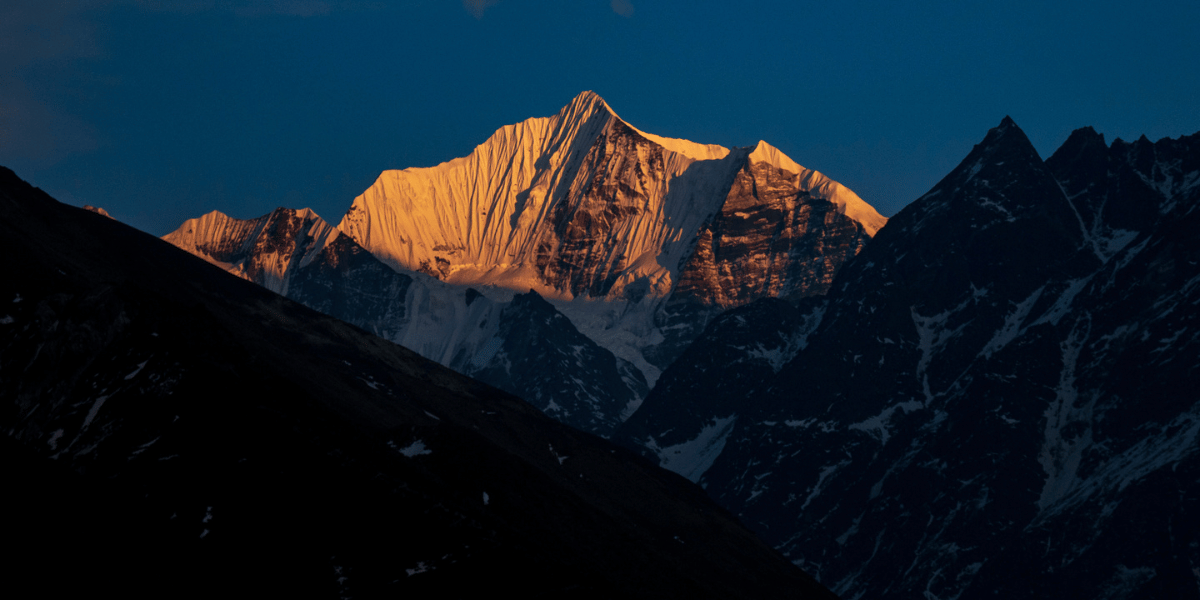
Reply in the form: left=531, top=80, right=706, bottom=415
left=650, top=144, right=874, bottom=367
left=619, top=119, right=1200, bottom=598
left=335, top=91, right=884, bottom=380
left=673, top=158, right=870, bottom=308
left=163, top=207, right=341, bottom=295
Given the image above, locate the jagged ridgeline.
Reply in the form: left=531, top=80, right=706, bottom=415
left=619, top=119, right=1200, bottom=599
left=164, top=91, right=885, bottom=436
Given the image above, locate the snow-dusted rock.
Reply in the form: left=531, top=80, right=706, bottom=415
left=625, top=119, right=1200, bottom=599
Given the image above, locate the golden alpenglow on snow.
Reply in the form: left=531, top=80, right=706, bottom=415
left=338, top=91, right=885, bottom=302
left=164, top=91, right=886, bottom=435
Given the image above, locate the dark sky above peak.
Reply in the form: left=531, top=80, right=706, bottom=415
left=3, top=0, right=1197, bottom=236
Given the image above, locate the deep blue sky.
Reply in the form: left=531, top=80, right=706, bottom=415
left=3, top=0, right=1198, bottom=236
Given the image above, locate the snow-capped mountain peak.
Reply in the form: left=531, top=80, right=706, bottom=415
left=164, top=92, right=887, bottom=436
left=570, top=90, right=730, bottom=161
left=336, top=92, right=884, bottom=300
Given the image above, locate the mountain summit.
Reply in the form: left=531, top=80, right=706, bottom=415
left=163, top=92, right=884, bottom=434
left=338, top=91, right=884, bottom=305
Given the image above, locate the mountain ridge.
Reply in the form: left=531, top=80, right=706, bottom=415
left=336, top=90, right=885, bottom=302
left=618, top=118, right=1200, bottom=599
left=163, top=91, right=885, bottom=432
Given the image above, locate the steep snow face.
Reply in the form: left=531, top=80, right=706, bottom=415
left=164, top=208, right=340, bottom=295
left=337, top=91, right=733, bottom=302
left=337, top=92, right=883, bottom=304
left=334, top=92, right=885, bottom=381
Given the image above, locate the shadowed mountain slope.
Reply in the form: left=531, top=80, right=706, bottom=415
left=620, top=120, right=1200, bottom=599
left=0, top=166, right=833, bottom=599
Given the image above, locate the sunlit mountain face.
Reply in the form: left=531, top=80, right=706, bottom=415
left=163, top=91, right=885, bottom=437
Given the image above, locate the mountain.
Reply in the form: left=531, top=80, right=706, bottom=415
left=0, top=165, right=834, bottom=599
left=163, top=91, right=884, bottom=435
left=617, top=296, right=825, bottom=482
left=337, top=91, right=883, bottom=376
left=337, top=91, right=885, bottom=298
left=164, top=207, right=646, bottom=435
left=619, top=119, right=1200, bottom=598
